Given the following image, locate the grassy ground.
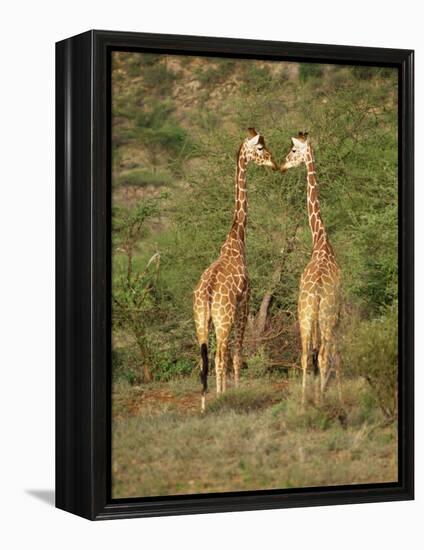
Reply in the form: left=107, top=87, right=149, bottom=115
left=112, top=376, right=397, bottom=498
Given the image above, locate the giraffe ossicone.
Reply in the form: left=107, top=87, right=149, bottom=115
left=281, top=132, right=342, bottom=408
left=193, top=128, right=277, bottom=411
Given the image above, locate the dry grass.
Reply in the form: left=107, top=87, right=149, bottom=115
left=112, top=376, right=398, bottom=498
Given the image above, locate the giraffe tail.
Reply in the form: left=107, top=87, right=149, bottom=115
left=200, top=343, right=208, bottom=411
left=312, top=348, right=319, bottom=377
left=194, top=287, right=211, bottom=411
left=200, top=343, right=208, bottom=394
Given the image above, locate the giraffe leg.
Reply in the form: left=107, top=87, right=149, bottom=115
left=215, top=336, right=229, bottom=395
left=233, top=292, right=249, bottom=388
left=214, top=320, right=232, bottom=396
left=317, top=339, right=330, bottom=403
left=318, top=293, right=340, bottom=403
left=299, top=286, right=316, bottom=410
left=301, top=343, right=308, bottom=410
left=311, top=320, right=320, bottom=403
left=212, top=302, right=235, bottom=395
left=222, top=343, right=228, bottom=393
left=331, top=344, right=343, bottom=403
left=299, top=319, right=313, bottom=410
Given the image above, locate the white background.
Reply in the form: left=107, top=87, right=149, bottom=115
left=0, top=1, right=421, bottom=548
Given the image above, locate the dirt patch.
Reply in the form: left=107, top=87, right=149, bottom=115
left=113, top=379, right=289, bottom=420
left=113, top=384, right=200, bottom=419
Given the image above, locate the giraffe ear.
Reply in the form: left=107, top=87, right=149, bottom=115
left=291, top=137, right=304, bottom=148
left=247, top=133, right=260, bottom=146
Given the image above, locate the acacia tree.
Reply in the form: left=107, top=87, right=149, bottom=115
left=112, top=200, right=160, bottom=382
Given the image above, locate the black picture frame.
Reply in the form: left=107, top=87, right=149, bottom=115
left=56, top=29, right=414, bottom=520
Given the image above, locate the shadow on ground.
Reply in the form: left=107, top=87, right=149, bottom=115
left=26, top=489, right=55, bottom=507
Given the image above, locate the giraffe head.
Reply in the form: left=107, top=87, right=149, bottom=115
left=242, top=128, right=277, bottom=170
left=280, top=132, right=309, bottom=172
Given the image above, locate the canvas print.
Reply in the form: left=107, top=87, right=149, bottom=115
left=111, top=52, right=398, bottom=498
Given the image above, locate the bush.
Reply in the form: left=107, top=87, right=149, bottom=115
left=247, top=347, right=271, bottom=378
left=241, top=64, right=272, bottom=92
left=299, top=63, right=323, bottom=81
left=272, top=388, right=346, bottom=432
left=112, top=347, right=139, bottom=385
left=194, top=60, right=236, bottom=87
left=152, top=351, right=194, bottom=382
left=142, top=63, right=178, bottom=95
left=342, top=306, right=398, bottom=420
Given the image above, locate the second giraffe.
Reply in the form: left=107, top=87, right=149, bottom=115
left=193, top=128, right=277, bottom=411
left=281, top=132, right=342, bottom=408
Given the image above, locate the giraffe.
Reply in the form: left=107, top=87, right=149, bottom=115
left=281, top=132, right=342, bottom=408
left=194, top=128, right=277, bottom=411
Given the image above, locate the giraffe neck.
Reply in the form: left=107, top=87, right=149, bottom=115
left=305, top=144, right=327, bottom=249
left=223, top=147, right=248, bottom=252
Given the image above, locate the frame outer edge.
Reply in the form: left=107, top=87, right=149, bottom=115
left=56, top=30, right=415, bottom=520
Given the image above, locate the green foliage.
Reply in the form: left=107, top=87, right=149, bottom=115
left=112, top=348, right=139, bottom=385
left=240, top=64, right=272, bottom=92
left=142, top=63, right=178, bottom=94
left=342, top=306, right=398, bottom=420
left=114, top=98, right=191, bottom=170
left=112, top=199, right=162, bottom=381
left=112, top=54, right=191, bottom=170
left=194, top=59, right=236, bottom=86
left=247, top=348, right=271, bottom=378
left=299, top=63, right=324, bottom=81
left=150, top=350, right=194, bottom=382
left=112, top=199, right=159, bottom=252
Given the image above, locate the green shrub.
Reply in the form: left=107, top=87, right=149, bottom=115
left=246, top=348, right=267, bottom=377
left=276, top=396, right=345, bottom=432
left=299, top=63, right=323, bottom=81
left=342, top=306, right=398, bottom=420
left=112, top=347, right=139, bottom=385
left=152, top=353, right=194, bottom=382
left=194, top=59, right=236, bottom=86
left=194, top=66, right=220, bottom=86
left=241, top=64, right=272, bottom=92
left=142, top=63, right=178, bottom=94
left=127, top=53, right=162, bottom=76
